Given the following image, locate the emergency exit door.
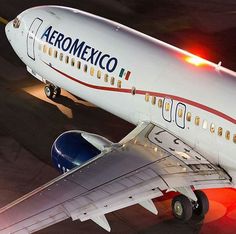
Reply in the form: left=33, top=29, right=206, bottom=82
left=27, top=18, right=43, bottom=60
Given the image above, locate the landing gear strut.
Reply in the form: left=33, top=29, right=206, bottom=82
left=171, top=190, right=209, bottom=221
left=44, top=84, right=61, bottom=99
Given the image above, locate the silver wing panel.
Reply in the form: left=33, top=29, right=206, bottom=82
left=0, top=123, right=232, bottom=233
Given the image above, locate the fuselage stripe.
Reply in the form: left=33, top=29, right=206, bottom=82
left=44, top=61, right=236, bottom=124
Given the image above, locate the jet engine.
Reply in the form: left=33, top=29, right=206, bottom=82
left=51, top=130, right=113, bottom=173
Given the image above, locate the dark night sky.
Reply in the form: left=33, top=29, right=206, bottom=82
left=1, top=0, right=236, bottom=70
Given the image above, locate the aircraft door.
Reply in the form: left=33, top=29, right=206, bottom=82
left=175, top=103, right=186, bottom=129
left=27, top=18, right=43, bottom=60
left=162, top=98, right=173, bottom=122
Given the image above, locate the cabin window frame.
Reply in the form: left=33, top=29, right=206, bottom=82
left=225, top=130, right=230, bottom=140
left=84, top=64, right=88, bottom=73
left=145, top=93, right=150, bottom=102
left=195, top=116, right=200, bottom=126
left=158, top=99, right=163, bottom=108
left=117, top=80, right=122, bottom=88
left=90, top=67, right=95, bottom=76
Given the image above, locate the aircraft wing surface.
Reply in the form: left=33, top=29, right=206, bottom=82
left=0, top=123, right=232, bottom=233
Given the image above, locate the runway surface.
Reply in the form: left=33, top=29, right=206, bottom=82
left=0, top=1, right=235, bottom=233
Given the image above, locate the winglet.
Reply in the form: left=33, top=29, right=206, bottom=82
left=139, top=199, right=158, bottom=215
left=174, top=186, right=197, bottom=201
left=91, top=215, right=111, bottom=232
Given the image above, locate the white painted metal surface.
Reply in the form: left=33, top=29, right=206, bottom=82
left=0, top=123, right=231, bottom=233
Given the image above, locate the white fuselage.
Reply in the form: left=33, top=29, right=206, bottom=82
left=5, top=6, right=236, bottom=183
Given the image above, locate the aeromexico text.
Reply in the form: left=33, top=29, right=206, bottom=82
left=41, top=26, right=118, bottom=73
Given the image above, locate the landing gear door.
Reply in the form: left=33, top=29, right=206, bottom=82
left=175, top=103, right=186, bottom=129
left=27, top=18, right=43, bottom=60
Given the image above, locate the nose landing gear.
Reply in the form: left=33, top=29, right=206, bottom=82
left=172, top=190, right=209, bottom=221
left=44, top=84, right=61, bottom=99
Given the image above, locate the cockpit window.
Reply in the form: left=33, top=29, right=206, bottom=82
left=13, top=18, right=21, bottom=28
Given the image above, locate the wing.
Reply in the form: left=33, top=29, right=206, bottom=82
left=0, top=122, right=232, bottom=233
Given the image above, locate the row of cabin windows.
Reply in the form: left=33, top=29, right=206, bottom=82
left=145, top=93, right=236, bottom=144
left=40, top=44, right=122, bottom=89
left=41, top=43, right=236, bottom=144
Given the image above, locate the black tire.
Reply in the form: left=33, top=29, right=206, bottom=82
left=193, top=190, right=209, bottom=217
left=172, top=195, right=193, bottom=221
left=54, top=87, right=61, bottom=97
left=44, top=84, right=54, bottom=99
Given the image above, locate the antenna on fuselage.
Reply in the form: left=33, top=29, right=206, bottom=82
left=216, top=61, right=222, bottom=72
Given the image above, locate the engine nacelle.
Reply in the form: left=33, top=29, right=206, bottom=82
left=51, top=130, right=112, bottom=173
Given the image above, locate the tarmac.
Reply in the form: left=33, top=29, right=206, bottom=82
left=0, top=1, right=235, bottom=233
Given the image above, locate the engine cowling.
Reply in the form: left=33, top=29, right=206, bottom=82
left=51, top=130, right=103, bottom=173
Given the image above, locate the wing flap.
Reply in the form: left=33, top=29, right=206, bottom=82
left=0, top=122, right=232, bottom=233
left=63, top=175, right=165, bottom=222
left=2, top=206, right=69, bottom=234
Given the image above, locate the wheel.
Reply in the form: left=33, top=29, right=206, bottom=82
left=44, top=84, right=54, bottom=99
left=172, top=194, right=193, bottom=221
left=193, top=190, right=209, bottom=217
left=54, top=87, right=61, bottom=97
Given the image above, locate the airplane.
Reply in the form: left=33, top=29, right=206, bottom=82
left=1, top=4, right=236, bottom=233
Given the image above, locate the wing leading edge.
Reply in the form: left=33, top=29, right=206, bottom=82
left=0, top=122, right=232, bottom=233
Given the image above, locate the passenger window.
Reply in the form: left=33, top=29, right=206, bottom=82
left=110, top=77, right=115, bottom=85
left=65, top=56, right=69, bottom=64
left=152, top=96, right=156, bottom=105
left=54, top=50, right=58, bottom=58
left=117, top=80, right=122, bottom=88
left=43, top=44, right=48, bottom=53
left=104, top=74, right=108, bottom=82
left=59, top=53, right=63, bottom=61
left=178, top=108, right=183, bottom=118
left=131, top=86, right=136, bottom=95
left=38, top=44, right=42, bottom=51
left=145, top=93, right=150, bottom=102
left=77, top=61, right=81, bottom=69
left=233, top=134, right=236, bottom=144
left=186, top=112, right=191, bottom=121
left=210, top=123, right=215, bottom=133
left=225, top=130, right=230, bottom=140
left=71, top=58, right=75, bottom=66
left=218, top=127, right=223, bottom=136
left=195, top=116, right=200, bottom=126
left=97, top=70, right=102, bottom=79
left=90, top=67, right=94, bottom=76
left=202, top=120, right=208, bottom=129
left=158, top=99, right=163, bottom=108
left=48, top=47, right=53, bottom=56
left=165, top=102, right=170, bottom=111
left=84, top=64, right=88, bottom=73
